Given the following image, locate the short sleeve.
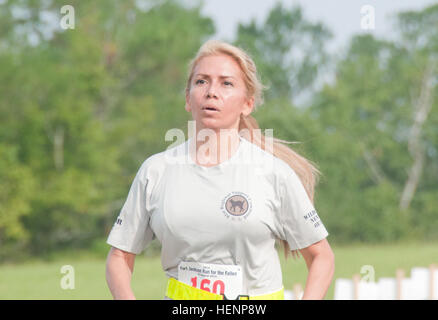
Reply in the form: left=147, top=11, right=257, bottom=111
left=106, top=161, right=155, bottom=254
left=278, top=165, right=329, bottom=251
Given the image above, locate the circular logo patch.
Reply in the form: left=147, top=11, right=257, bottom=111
left=221, top=192, right=252, bottom=220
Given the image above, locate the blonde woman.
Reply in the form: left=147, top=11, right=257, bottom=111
left=105, top=40, right=335, bottom=300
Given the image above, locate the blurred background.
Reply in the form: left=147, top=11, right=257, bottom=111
left=0, top=0, right=437, bottom=299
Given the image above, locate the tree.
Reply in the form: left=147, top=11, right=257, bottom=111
left=234, top=2, right=332, bottom=104
left=0, top=0, right=215, bottom=259
left=309, top=4, right=438, bottom=242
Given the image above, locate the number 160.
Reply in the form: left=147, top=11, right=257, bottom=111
left=191, top=277, right=225, bottom=295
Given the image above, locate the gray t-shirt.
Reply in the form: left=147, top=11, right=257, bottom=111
left=106, top=135, right=329, bottom=296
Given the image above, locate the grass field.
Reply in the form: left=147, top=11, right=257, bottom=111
left=0, top=240, right=437, bottom=299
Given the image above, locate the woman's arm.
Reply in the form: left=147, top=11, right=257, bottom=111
left=106, top=247, right=137, bottom=300
left=298, top=239, right=335, bottom=300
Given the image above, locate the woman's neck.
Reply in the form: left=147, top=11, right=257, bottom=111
left=189, top=129, right=241, bottom=167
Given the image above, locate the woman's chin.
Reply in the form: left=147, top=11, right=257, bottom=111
left=198, top=119, right=224, bottom=130
left=196, top=117, right=239, bottom=131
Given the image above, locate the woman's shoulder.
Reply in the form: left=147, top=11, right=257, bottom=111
left=243, top=139, right=295, bottom=177
left=138, top=141, right=187, bottom=177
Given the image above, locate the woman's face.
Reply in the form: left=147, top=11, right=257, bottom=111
left=185, top=54, right=254, bottom=133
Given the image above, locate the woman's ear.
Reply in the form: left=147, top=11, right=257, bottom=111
left=185, top=93, right=191, bottom=112
left=241, top=96, right=255, bottom=117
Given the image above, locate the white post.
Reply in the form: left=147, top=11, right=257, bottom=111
left=352, top=274, right=360, bottom=300
left=396, top=269, right=404, bottom=300
left=430, top=264, right=436, bottom=300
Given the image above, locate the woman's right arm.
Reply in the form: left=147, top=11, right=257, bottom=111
left=106, top=247, right=137, bottom=300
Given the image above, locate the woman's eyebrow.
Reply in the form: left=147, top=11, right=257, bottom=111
left=195, top=73, right=236, bottom=79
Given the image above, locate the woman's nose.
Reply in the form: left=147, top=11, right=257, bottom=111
left=206, top=83, right=219, bottom=98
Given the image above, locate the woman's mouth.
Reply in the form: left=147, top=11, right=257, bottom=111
left=202, top=106, right=219, bottom=112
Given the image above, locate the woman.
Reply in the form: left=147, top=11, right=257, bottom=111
left=105, top=40, right=335, bottom=300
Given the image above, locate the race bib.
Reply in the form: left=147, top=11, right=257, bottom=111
left=178, top=261, right=243, bottom=300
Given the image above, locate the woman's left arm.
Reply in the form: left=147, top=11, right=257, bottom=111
left=298, top=239, right=335, bottom=300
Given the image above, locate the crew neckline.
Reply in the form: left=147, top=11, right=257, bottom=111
left=186, top=135, right=245, bottom=172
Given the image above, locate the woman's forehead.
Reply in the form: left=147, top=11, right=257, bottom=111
left=194, top=55, right=243, bottom=78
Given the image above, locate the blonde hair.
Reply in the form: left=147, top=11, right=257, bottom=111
left=185, top=40, right=321, bottom=260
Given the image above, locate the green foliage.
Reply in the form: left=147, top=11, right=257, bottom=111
left=241, top=4, right=438, bottom=245
left=307, top=5, right=438, bottom=243
left=0, top=0, right=215, bottom=261
left=234, top=2, right=332, bottom=102
left=0, top=1, right=437, bottom=262
left=0, top=145, right=36, bottom=243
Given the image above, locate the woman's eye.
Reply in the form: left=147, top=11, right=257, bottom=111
left=195, top=79, right=232, bottom=86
